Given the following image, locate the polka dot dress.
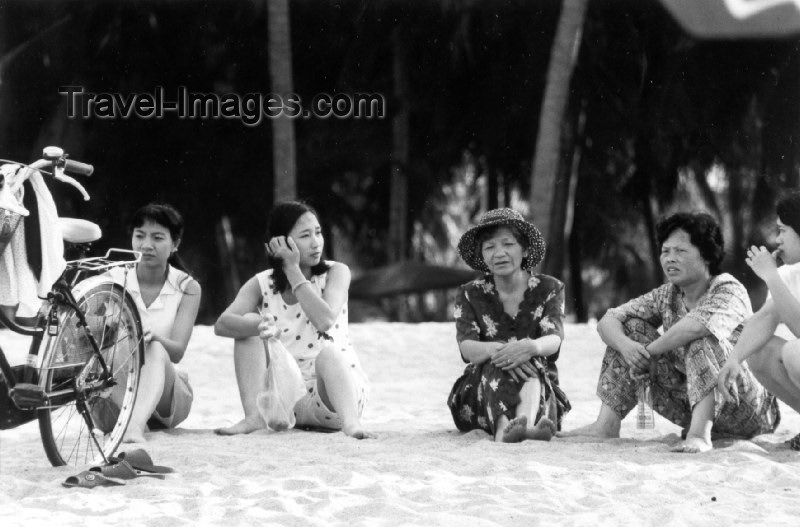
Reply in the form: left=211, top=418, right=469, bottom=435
left=255, top=266, right=367, bottom=387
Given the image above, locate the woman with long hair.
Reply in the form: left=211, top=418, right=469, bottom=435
left=214, top=201, right=370, bottom=439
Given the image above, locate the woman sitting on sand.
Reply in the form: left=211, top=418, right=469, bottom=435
left=447, top=208, right=570, bottom=443
left=214, top=200, right=371, bottom=439
left=561, top=212, right=779, bottom=452
left=110, top=203, right=202, bottom=443
left=718, top=191, right=800, bottom=450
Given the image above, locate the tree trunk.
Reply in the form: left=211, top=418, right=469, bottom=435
left=389, top=24, right=409, bottom=263
left=487, top=162, right=499, bottom=210
left=267, top=0, right=297, bottom=202
left=529, top=0, right=588, bottom=276
left=565, top=103, right=587, bottom=321
left=389, top=23, right=410, bottom=321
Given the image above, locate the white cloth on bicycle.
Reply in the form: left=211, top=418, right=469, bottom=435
left=0, top=167, right=65, bottom=317
left=0, top=218, right=41, bottom=317
left=27, top=169, right=65, bottom=297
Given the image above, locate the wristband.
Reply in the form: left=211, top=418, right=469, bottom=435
left=291, top=279, right=310, bottom=294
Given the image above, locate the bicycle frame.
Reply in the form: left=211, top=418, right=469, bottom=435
left=0, top=148, right=147, bottom=465
left=0, top=250, right=141, bottom=422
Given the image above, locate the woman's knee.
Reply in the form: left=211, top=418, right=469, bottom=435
left=315, top=344, right=345, bottom=373
left=145, top=341, right=170, bottom=365
left=781, top=340, right=800, bottom=376
left=747, top=337, right=785, bottom=376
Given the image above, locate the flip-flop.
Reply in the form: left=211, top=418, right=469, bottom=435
left=109, top=449, right=174, bottom=474
left=90, top=459, right=166, bottom=480
left=62, top=470, right=126, bottom=488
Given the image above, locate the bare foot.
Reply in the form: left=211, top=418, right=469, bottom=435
left=556, top=420, right=620, bottom=439
left=671, top=436, right=712, bottom=453
left=500, top=416, right=528, bottom=443
left=343, top=423, right=375, bottom=440
left=526, top=417, right=556, bottom=441
left=214, top=415, right=266, bottom=436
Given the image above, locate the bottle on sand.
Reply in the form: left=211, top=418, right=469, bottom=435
left=636, top=382, right=655, bottom=430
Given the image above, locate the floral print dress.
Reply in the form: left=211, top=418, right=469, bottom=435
left=448, top=274, right=571, bottom=435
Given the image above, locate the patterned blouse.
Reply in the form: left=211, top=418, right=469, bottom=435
left=454, top=274, right=565, bottom=376
left=604, top=272, right=752, bottom=350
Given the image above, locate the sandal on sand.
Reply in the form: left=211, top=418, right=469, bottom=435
left=785, top=433, right=800, bottom=451
left=62, top=450, right=172, bottom=488
left=62, top=471, right=126, bottom=489
left=90, top=459, right=167, bottom=480
left=109, top=449, right=174, bottom=474
left=63, top=460, right=165, bottom=488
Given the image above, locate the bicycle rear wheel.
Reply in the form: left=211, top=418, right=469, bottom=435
left=37, top=279, right=143, bottom=467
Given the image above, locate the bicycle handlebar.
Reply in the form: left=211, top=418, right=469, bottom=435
left=63, top=159, right=94, bottom=177
left=4, top=148, right=93, bottom=201
left=42, top=146, right=93, bottom=177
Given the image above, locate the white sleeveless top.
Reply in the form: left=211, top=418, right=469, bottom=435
left=255, top=264, right=365, bottom=383
left=109, top=264, right=191, bottom=337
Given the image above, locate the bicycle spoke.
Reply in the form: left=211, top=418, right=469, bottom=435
left=39, top=281, right=142, bottom=466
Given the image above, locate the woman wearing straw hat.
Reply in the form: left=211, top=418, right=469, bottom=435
left=448, top=208, right=571, bottom=442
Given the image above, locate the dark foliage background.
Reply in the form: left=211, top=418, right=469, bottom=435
left=1, top=0, right=798, bottom=323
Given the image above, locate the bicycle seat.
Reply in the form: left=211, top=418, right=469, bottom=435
left=59, top=218, right=102, bottom=244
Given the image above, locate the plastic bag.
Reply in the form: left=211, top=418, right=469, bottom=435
left=256, top=337, right=306, bottom=431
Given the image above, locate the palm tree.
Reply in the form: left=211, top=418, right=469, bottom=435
left=529, top=0, right=588, bottom=276
left=388, top=22, right=409, bottom=263
left=267, top=0, right=297, bottom=202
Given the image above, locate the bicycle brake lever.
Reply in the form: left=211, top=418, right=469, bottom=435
left=54, top=166, right=90, bottom=201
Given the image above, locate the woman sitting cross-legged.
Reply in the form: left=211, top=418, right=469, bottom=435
left=447, top=208, right=571, bottom=443
left=561, top=212, right=779, bottom=453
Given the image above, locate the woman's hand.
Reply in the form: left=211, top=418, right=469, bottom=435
left=491, top=339, right=537, bottom=370
left=507, top=363, right=537, bottom=382
left=717, top=360, right=742, bottom=404
left=629, top=360, right=652, bottom=382
left=746, top=245, right=780, bottom=282
left=267, top=236, right=301, bottom=269
left=618, top=340, right=651, bottom=373
left=258, top=313, right=278, bottom=340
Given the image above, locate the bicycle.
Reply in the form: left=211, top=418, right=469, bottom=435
left=0, top=146, right=144, bottom=467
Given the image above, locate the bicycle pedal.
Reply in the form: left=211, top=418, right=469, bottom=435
left=10, top=383, right=47, bottom=408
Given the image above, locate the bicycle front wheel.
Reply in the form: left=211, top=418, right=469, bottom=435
left=38, top=279, right=143, bottom=467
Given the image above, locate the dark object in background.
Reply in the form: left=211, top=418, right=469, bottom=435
left=349, top=261, right=481, bottom=299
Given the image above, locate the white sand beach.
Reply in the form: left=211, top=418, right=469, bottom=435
left=2, top=322, right=800, bottom=526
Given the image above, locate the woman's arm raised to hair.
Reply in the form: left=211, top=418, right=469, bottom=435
left=152, top=279, right=201, bottom=363
left=293, top=262, right=350, bottom=332
left=214, top=276, right=264, bottom=339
